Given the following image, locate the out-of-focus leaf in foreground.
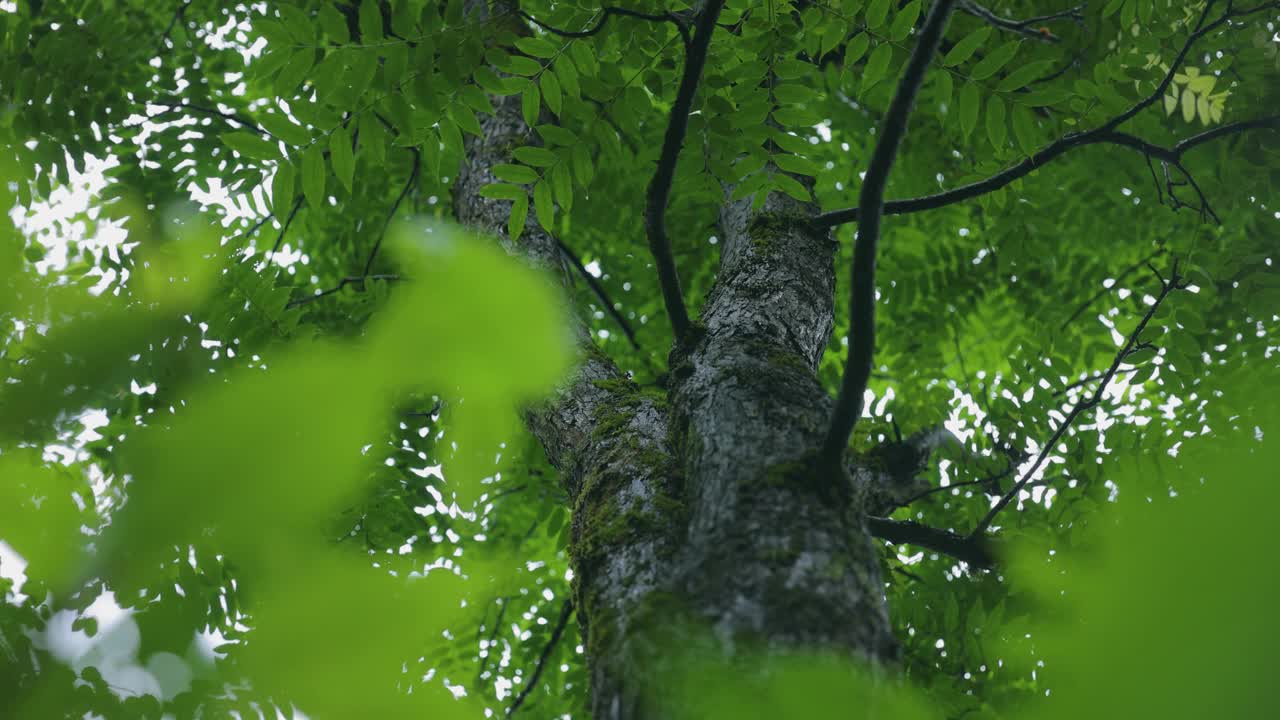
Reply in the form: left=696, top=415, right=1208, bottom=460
left=1006, top=382, right=1280, bottom=719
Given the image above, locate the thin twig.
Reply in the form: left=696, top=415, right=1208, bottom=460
left=555, top=236, right=641, bottom=350
left=820, top=0, right=959, bottom=472
left=148, top=100, right=272, bottom=138
left=971, top=262, right=1189, bottom=536
left=642, top=0, right=725, bottom=344
left=958, top=1, right=1085, bottom=43
left=1051, top=366, right=1139, bottom=397
left=814, top=0, right=1280, bottom=229
left=814, top=114, right=1279, bottom=228
left=285, top=274, right=401, bottom=309
left=266, top=196, right=304, bottom=262
left=1060, top=248, right=1165, bottom=330
left=363, top=147, right=421, bottom=276
left=518, top=7, right=691, bottom=47
left=154, top=0, right=195, bottom=56
left=507, top=598, right=574, bottom=716
left=899, top=477, right=1000, bottom=508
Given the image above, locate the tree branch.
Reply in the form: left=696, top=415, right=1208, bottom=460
left=813, top=0, right=1280, bottom=229
left=1059, top=248, right=1165, bottom=331
left=517, top=6, right=691, bottom=47
left=507, top=598, right=574, bottom=716
left=958, top=1, right=1085, bottom=43
left=971, top=262, right=1190, bottom=536
left=555, top=236, right=642, bottom=351
left=820, top=0, right=958, bottom=472
left=266, top=196, right=304, bottom=262
left=362, top=147, right=421, bottom=276
left=148, top=99, right=272, bottom=139
left=868, top=517, right=995, bottom=568
left=285, top=274, right=402, bottom=309
left=813, top=115, right=1279, bottom=228
left=643, top=0, right=724, bottom=345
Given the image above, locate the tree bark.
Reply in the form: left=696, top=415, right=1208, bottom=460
left=452, top=33, right=895, bottom=720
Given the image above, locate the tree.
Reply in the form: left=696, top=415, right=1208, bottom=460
left=2, top=0, right=1278, bottom=718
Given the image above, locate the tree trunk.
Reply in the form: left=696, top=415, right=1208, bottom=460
left=454, top=68, right=895, bottom=720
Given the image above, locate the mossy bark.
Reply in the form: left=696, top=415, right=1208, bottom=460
left=456, top=65, right=895, bottom=720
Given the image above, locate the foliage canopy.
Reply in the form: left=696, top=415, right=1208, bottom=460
left=1, top=0, right=1278, bottom=718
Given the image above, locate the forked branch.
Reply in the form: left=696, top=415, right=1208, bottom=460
left=643, top=0, right=726, bottom=344
left=819, top=0, right=959, bottom=473
left=970, top=262, right=1190, bottom=536
left=814, top=0, right=1280, bottom=229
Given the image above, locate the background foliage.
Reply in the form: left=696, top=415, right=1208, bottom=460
left=1, top=0, right=1277, bottom=717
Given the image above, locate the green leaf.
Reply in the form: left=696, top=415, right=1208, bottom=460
left=516, top=37, right=558, bottom=59
left=522, top=84, right=541, bottom=126
left=277, top=6, right=314, bottom=44
left=275, top=49, right=315, bottom=94
left=271, top=161, right=295, bottom=210
left=540, top=71, right=562, bottom=117
left=551, top=162, right=573, bottom=211
left=773, top=173, right=811, bottom=201
left=959, top=82, right=980, bottom=139
left=329, top=126, right=355, bottom=193
left=986, top=95, right=1007, bottom=149
left=571, top=143, right=593, bottom=185
left=862, top=43, right=894, bottom=92
left=890, top=0, right=921, bottom=42
left=448, top=104, right=483, bottom=137
left=535, top=124, right=577, bottom=147
left=508, top=193, right=528, bottom=240
left=1012, top=105, right=1039, bottom=155
left=555, top=57, right=580, bottom=99
left=492, top=164, right=539, bottom=184
left=843, top=33, right=871, bottom=70
left=935, top=69, right=953, bottom=109
left=996, top=60, right=1056, bottom=93
left=513, top=146, right=557, bottom=167
left=318, top=3, right=350, bottom=43
left=473, top=67, right=510, bottom=95
left=1018, top=86, right=1074, bottom=106
left=505, top=55, right=543, bottom=77
left=479, top=183, right=526, bottom=200
left=222, top=131, right=279, bottom=162
left=773, top=153, right=821, bottom=177
left=866, top=0, right=892, bottom=29
left=258, top=112, right=311, bottom=146
left=970, top=41, right=1020, bottom=81
left=358, top=0, right=383, bottom=43
left=942, top=27, right=991, bottom=67
left=302, top=143, right=325, bottom=208
left=533, top=180, right=554, bottom=231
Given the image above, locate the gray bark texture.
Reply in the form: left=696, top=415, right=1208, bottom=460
left=452, top=16, right=898, bottom=719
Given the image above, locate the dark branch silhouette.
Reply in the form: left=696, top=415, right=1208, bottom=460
left=286, top=274, right=402, bottom=309
left=555, top=236, right=642, bottom=351
left=149, top=99, right=271, bottom=139
left=820, top=0, right=959, bottom=473
left=868, top=517, right=995, bottom=568
left=508, top=598, right=574, bottom=716
left=813, top=115, right=1279, bottom=228
left=517, top=7, right=691, bottom=47
left=362, top=147, right=421, bottom=276
left=643, top=0, right=725, bottom=344
left=815, top=0, right=1280, bottom=229
left=1060, top=248, right=1166, bottom=331
left=266, top=196, right=304, bottom=262
left=958, top=1, right=1085, bottom=43
left=972, top=262, right=1190, bottom=536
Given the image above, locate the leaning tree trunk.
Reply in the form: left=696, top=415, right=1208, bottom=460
left=451, top=25, right=896, bottom=719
